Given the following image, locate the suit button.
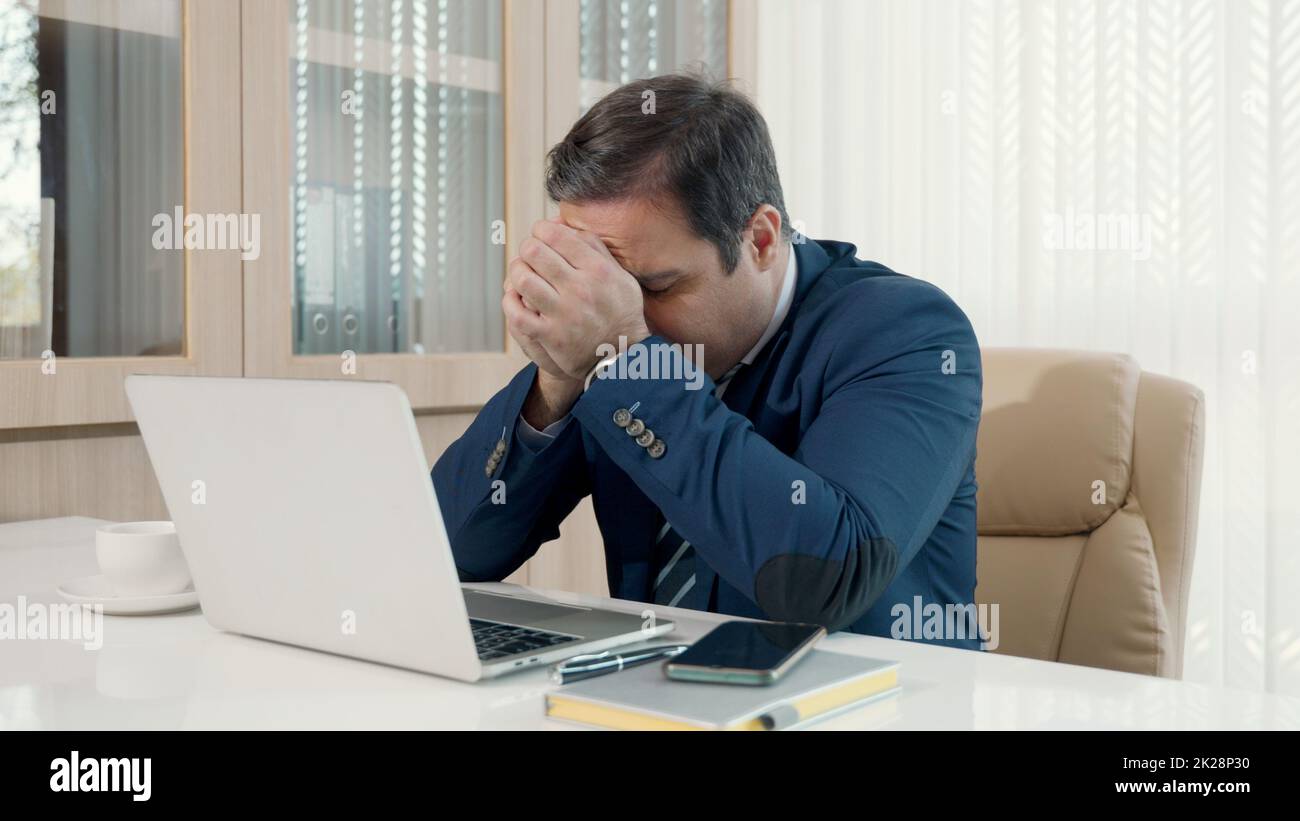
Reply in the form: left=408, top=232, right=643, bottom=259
left=626, top=418, right=645, bottom=437
left=646, top=439, right=666, bottom=459
left=613, top=408, right=632, bottom=427
left=635, top=429, right=655, bottom=447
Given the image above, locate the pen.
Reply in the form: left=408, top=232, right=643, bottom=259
left=551, top=644, right=690, bottom=685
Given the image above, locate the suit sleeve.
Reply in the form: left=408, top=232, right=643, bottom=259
left=569, top=279, right=981, bottom=631
left=431, top=363, right=591, bottom=582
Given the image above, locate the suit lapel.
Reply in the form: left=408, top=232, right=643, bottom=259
left=684, top=241, right=839, bottom=608
left=602, top=241, right=841, bottom=609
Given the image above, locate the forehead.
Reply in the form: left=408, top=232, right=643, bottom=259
left=558, top=197, right=698, bottom=269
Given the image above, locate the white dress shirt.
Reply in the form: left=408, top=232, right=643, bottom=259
left=720, top=242, right=797, bottom=396
left=517, top=244, right=798, bottom=446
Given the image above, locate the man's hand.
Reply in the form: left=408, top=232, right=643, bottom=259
left=503, top=281, right=583, bottom=430
left=504, top=220, right=651, bottom=381
left=503, top=281, right=570, bottom=378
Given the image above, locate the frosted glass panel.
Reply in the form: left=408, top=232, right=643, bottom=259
left=290, top=0, right=504, bottom=355
left=0, top=0, right=184, bottom=359
left=579, top=0, right=728, bottom=109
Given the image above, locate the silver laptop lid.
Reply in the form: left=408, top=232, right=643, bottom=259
left=125, top=374, right=482, bottom=681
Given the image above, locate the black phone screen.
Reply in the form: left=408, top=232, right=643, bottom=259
left=673, top=621, right=821, bottom=671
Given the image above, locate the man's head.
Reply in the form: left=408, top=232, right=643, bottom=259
left=544, top=73, right=792, bottom=374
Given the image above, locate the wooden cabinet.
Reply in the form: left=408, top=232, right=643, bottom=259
left=0, top=0, right=755, bottom=596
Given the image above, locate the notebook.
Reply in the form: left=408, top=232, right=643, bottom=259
left=545, top=649, right=900, bottom=731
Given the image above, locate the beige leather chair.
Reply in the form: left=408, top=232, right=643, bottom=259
left=974, top=349, right=1205, bottom=678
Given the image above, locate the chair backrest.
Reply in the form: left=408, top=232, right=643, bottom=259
left=974, top=348, right=1205, bottom=678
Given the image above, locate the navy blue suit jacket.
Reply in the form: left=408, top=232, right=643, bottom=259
left=432, top=239, right=983, bottom=649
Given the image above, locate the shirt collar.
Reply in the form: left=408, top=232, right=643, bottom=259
left=740, top=244, right=798, bottom=365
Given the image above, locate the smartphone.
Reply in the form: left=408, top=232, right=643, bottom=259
left=663, top=620, right=826, bottom=685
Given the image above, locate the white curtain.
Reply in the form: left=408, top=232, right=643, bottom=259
left=755, top=0, right=1300, bottom=695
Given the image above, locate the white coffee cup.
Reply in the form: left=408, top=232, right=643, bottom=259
left=95, top=521, right=191, bottom=598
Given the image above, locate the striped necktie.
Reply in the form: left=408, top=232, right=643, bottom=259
left=650, top=361, right=745, bottom=608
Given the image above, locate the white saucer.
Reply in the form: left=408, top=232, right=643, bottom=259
left=56, top=574, right=200, bottom=616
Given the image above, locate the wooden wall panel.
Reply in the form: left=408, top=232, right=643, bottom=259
left=2, top=414, right=608, bottom=597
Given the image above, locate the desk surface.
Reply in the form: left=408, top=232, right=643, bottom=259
left=2, top=516, right=1296, bottom=730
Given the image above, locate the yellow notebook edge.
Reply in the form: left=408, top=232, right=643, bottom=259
left=545, top=665, right=900, bottom=731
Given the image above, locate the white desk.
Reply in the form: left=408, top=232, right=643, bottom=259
left=2, top=516, right=1296, bottom=730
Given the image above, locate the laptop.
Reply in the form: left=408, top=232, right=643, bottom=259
left=124, top=374, right=673, bottom=682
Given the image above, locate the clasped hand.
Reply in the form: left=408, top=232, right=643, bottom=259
left=502, top=219, right=651, bottom=382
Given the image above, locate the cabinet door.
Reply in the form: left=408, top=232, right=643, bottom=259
left=542, top=0, right=738, bottom=174
left=240, top=0, right=541, bottom=410
left=0, top=0, right=243, bottom=428
left=577, top=0, right=730, bottom=108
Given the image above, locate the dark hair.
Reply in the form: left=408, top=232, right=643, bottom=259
left=544, top=73, right=791, bottom=272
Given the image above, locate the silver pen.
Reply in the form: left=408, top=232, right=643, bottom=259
left=551, top=644, right=690, bottom=685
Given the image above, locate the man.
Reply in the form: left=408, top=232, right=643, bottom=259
left=432, top=74, right=983, bottom=649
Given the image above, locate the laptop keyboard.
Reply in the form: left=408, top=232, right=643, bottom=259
left=470, top=618, right=580, bottom=660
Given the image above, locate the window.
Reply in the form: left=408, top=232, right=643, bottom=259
left=0, top=0, right=184, bottom=360
left=288, top=0, right=505, bottom=356
left=578, top=0, right=728, bottom=110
